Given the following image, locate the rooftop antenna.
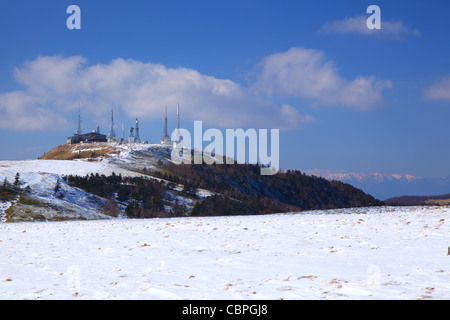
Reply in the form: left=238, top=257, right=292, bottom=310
left=76, top=101, right=82, bottom=135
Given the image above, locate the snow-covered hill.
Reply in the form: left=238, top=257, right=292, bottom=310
left=1, top=143, right=383, bottom=222
left=0, top=205, right=449, bottom=299
left=0, top=143, right=183, bottom=222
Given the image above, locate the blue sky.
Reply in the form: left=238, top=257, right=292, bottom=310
left=0, top=0, right=449, bottom=179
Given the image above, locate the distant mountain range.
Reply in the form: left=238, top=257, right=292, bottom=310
left=306, top=170, right=450, bottom=201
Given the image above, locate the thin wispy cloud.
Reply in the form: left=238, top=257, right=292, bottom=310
left=320, top=15, right=420, bottom=38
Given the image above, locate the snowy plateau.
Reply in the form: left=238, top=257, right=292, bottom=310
left=0, top=205, right=448, bottom=299
left=0, top=144, right=449, bottom=300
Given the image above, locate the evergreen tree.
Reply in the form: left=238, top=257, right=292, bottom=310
left=54, top=179, right=61, bottom=194
left=172, top=199, right=187, bottom=216
left=182, top=182, right=198, bottom=198
left=24, top=185, right=32, bottom=194
left=13, top=172, right=20, bottom=188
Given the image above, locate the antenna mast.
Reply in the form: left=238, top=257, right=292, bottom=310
left=76, top=102, right=82, bottom=135
left=134, top=118, right=141, bottom=143
left=110, top=105, right=116, bottom=140
left=164, top=106, right=169, bottom=138
left=161, top=106, right=171, bottom=145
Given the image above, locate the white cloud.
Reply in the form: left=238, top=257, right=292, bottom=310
left=0, top=91, right=70, bottom=131
left=320, top=15, right=420, bottom=37
left=0, top=55, right=314, bottom=132
left=424, top=75, right=450, bottom=102
left=0, top=49, right=391, bottom=133
left=254, top=47, right=391, bottom=109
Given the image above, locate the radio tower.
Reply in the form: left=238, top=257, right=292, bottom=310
left=109, top=105, right=117, bottom=142
left=161, top=106, right=171, bottom=145
left=134, top=118, right=141, bottom=143
left=76, top=102, right=82, bottom=135
left=164, top=106, right=169, bottom=139
left=173, top=104, right=183, bottom=147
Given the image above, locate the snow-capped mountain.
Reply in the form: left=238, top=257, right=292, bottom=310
left=307, top=170, right=450, bottom=200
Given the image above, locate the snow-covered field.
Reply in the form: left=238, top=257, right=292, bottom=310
left=1, top=205, right=449, bottom=300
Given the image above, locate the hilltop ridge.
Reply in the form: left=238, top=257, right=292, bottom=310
left=1, top=143, right=384, bottom=222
